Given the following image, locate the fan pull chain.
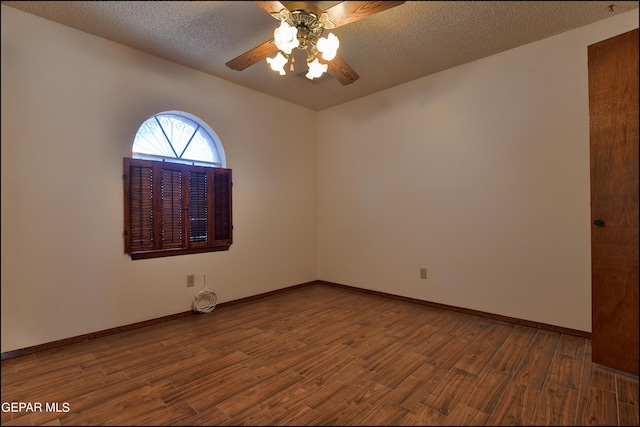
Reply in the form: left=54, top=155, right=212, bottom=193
left=290, top=54, right=295, bottom=73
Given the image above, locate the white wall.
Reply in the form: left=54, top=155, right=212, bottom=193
left=317, top=11, right=639, bottom=332
left=1, top=6, right=318, bottom=353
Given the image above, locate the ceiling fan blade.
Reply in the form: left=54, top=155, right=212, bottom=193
left=324, top=1, right=405, bottom=28
left=325, top=54, right=359, bottom=85
left=225, top=40, right=279, bottom=71
left=256, top=1, right=289, bottom=19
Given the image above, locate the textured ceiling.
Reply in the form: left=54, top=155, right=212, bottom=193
left=2, top=1, right=638, bottom=110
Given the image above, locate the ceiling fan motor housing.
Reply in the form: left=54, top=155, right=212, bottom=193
left=284, top=2, right=326, bottom=52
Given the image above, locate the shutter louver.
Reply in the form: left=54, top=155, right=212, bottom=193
left=189, top=170, right=208, bottom=244
left=161, top=167, right=184, bottom=249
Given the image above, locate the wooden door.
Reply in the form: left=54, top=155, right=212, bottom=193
left=588, top=28, right=639, bottom=376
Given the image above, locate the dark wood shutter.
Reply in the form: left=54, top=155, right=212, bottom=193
left=160, top=165, right=185, bottom=249
left=189, top=168, right=209, bottom=245
left=213, top=168, right=232, bottom=244
left=124, top=158, right=155, bottom=252
left=124, top=158, right=232, bottom=259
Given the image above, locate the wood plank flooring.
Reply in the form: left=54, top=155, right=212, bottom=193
left=1, top=283, right=638, bottom=426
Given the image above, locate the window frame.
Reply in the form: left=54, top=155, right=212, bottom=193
left=123, top=157, right=232, bottom=260
left=132, top=111, right=226, bottom=168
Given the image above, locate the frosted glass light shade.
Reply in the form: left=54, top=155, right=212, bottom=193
left=274, top=21, right=299, bottom=54
left=317, top=33, right=339, bottom=61
left=306, top=58, right=328, bottom=79
left=266, top=52, right=288, bottom=75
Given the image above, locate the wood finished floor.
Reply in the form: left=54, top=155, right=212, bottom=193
left=1, top=283, right=638, bottom=426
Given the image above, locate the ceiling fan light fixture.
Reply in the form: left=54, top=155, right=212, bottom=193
left=273, top=20, right=299, bottom=54
left=317, top=32, right=339, bottom=61
left=228, top=1, right=406, bottom=86
left=265, top=3, right=340, bottom=81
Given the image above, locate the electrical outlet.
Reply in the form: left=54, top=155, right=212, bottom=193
left=420, top=268, right=427, bottom=280
left=187, top=274, right=195, bottom=287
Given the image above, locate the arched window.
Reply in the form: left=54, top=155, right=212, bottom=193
left=132, top=111, right=226, bottom=167
left=123, top=111, right=232, bottom=260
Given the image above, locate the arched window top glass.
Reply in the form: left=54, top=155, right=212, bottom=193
left=132, top=111, right=226, bottom=167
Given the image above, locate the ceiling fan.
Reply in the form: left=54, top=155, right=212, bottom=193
left=225, top=1, right=406, bottom=85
